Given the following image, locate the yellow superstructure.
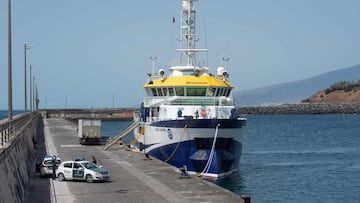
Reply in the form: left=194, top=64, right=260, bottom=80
left=143, top=75, right=234, bottom=88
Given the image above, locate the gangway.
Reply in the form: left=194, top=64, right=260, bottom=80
left=103, top=121, right=140, bottom=150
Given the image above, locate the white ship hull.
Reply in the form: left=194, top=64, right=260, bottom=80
left=135, top=118, right=246, bottom=178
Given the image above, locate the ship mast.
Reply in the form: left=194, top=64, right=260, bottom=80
left=177, top=0, right=207, bottom=67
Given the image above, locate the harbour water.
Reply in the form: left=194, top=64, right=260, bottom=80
left=2, top=112, right=360, bottom=202
left=0, top=110, right=24, bottom=120
left=214, top=115, right=360, bottom=202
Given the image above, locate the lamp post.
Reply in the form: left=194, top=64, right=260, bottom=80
left=35, top=82, right=39, bottom=111
left=24, top=44, right=32, bottom=113
left=8, top=0, right=12, bottom=120
left=150, top=56, right=157, bottom=76
left=30, top=65, right=33, bottom=112
left=32, top=76, right=35, bottom=111
left=222, top=57, right=230, bottom=71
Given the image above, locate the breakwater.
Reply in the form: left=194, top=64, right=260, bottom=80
left=41, top=108, right=136, bottom=121
left=238, top=103, right=360, bottom=114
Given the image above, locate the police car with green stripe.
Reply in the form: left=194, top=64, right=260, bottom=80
left=56, top=160, right=110, bottom=183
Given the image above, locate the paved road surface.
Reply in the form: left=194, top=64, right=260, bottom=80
left=25, top=118, right=248, bottom=203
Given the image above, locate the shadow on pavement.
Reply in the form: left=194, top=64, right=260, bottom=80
left=24, top=118, right=51, bottom=203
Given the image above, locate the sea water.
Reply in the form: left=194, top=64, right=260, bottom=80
left=213, top=115, right=360, bottom=203
left=2, top=112, right=360, bottom=202
left=0, top=110, right=23, bottom=120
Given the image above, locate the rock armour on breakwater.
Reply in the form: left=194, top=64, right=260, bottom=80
left=238, top=103, right=360, bottom=114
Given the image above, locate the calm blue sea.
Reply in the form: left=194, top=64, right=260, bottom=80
left=2, top=111, right=360, bottom=202
left=213, top=115, right=360, bottom=203
left=0, top=110, right=24, bottom=120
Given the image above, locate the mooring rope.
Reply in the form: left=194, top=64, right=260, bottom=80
left=199, top=124, right=220, bottom=177
left=164, top=125, right=188, bottom=163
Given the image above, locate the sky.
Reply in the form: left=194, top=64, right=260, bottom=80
left=1, top=0, right=360, bottom=109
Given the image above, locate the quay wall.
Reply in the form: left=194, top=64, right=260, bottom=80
left=0, top=114, right=40, bottom=203
left=238, top=103, right=360, bottom=114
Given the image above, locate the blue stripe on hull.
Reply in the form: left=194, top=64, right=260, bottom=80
left=151, top=118, right=246, bottom=128
left=147, top=138, right=242, bottom=175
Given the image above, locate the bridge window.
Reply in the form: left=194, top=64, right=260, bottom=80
left=219, top=88, right=225, bottom=96
left=214, top=88, right=219, bottom=96
left=175, top=87, right=184, bottom=96
left=215, top=88, right=221, bottom=96
left=162, top=88, right=168, bottom=96
left=169, top=88, right=175, bottom=96
left=206, top=88, right=215, bottom=96
left=225, top=88, right=231, bottom=97
left=187, top=87, right=206, bottom=96
left=157, top=88, right=163, bottom=96
left=151, top=88, right=158, bottom=96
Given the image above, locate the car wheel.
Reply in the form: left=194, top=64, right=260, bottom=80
left=85, top=174, right=94, bottom=183
left=58, top=173, right=65, bottom=181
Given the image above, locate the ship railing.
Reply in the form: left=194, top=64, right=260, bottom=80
left=133, top=111, right=141, bottom=122
left=144, top=107, right=240, bottom=122
left=149, top=74, right=165, bottom=80
left=144, top=114, right=235, bottom=123
left=144, top=116, right=194, bottom=123
left=144, top=96, right=233, bottom=107
left=146, top=116, right=161, bottom=123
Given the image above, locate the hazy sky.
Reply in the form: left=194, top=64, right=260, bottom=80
left=1, top=0, right=360, bottom=109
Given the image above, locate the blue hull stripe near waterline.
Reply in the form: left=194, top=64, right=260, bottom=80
left=150, top=119, right=246, bottom=128
left=147, top=138, right=243, bottom=175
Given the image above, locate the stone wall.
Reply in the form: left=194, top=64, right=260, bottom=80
left=238, top=103, right=360, bottom=114
left=0, top=115, right=39, bottom=203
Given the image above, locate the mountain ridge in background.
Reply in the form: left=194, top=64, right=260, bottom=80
left=233, top=64, right=360, bottom=106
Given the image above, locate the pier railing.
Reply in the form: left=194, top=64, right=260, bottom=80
left=0, top=112, right=39, bottom=148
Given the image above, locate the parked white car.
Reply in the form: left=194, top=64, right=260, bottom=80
left=40, top=155, right=61, bottom=177
left=56, top=160, right=110, bottom=183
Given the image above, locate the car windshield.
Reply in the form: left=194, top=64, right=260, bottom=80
left=82, top=162, right=98, bottom=169
left=44, top=160, right=61, bottom=165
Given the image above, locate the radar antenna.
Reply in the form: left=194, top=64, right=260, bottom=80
left=177, top=0, right=207, bottom=67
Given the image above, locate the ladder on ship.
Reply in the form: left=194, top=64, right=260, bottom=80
left=103, top=121, right=140, bottom=150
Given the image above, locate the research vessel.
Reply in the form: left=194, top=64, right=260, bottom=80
left=135, top=0, right=246, bottom=178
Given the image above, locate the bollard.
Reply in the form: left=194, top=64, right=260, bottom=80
left=143, top=153, right=152, bottom=160
left=178, top=165, right=191, bottom=178
left=241, top=195, right=251, bottom=203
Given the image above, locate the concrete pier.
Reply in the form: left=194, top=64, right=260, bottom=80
left=0, top=113, right=40, bottom=203
left=23, top=118, right=250, bottom=203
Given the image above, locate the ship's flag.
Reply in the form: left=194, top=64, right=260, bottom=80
left=172, top=17, right=175, bottom=23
